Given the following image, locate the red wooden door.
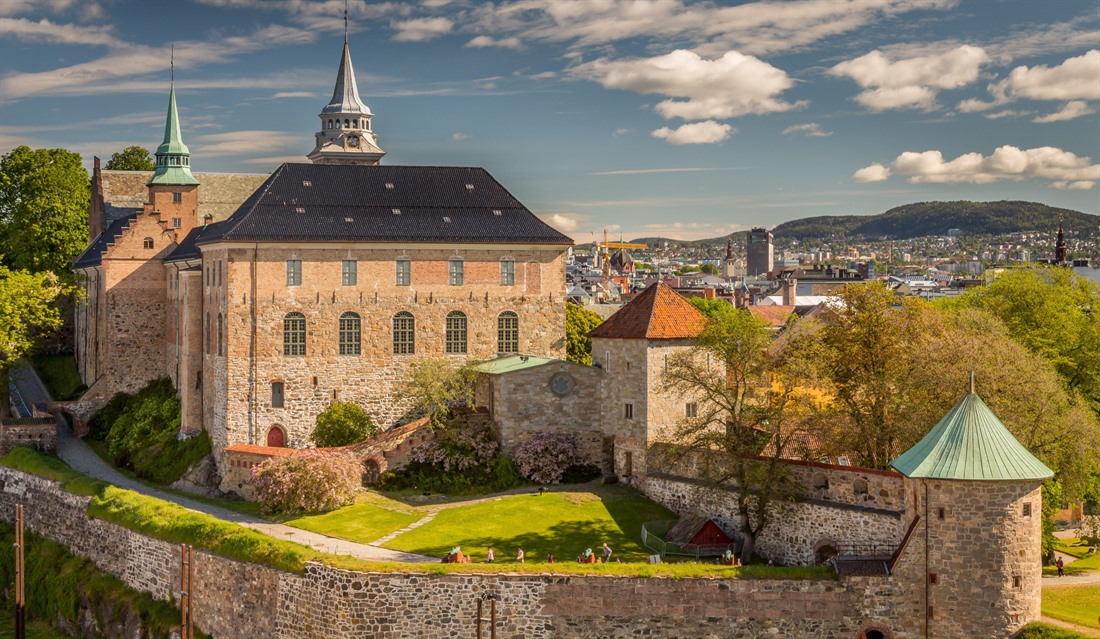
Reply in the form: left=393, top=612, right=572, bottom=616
left=266, top=427, right=285, bottom=448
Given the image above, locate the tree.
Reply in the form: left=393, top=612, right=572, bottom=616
left=662, top=310, right=831, bottom=562
left=566, top=302, right=603, bottom=365
left=395, top=358, right=479, bottom=428
left=312, top=401, right=378, bottom=447
left=105, top=145, right=155, bottom=171
left=0, top=146, right=89, bottom=277
left=250, top=451, right=361, bottom=514
left=700, top=263, right=719, bottom=275
left=0, top=265, right=71, bottom=418
left=687, top=296, right=736, bottom=321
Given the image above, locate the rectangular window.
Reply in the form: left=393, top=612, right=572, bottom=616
left=342, top=260, right=357, bottom=286
left=171, top=217, right=182, bottom=228
left=271, top=382, right=284, bottom=408
left=395, top=259, right=411, bottom=286
left=172, top=192, right=182, bottom=204
left=686, top=402, right=698, bottom=418
left=937, top=507, right=946, bottom=520
left=1022, top=503, right=1032, bottom=517
left=928, top=573, right=938, bottom=585
left=449, top=259, right=464, bottom=286
left=286, top=260, right=302, bottom=286
left=624, top=403, right=634, bottom=420
left=1012, top=575, right=1021, bottom=588
left=500, top=259, right=515, bottom=285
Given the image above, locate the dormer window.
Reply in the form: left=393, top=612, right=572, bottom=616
left=385, top=183, right=394, bottom=190
left=465, top=184, right=475, bottom=191
left=143, top=237, right=154, bottom=249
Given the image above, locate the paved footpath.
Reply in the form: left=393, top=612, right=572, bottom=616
left=8, top=364, right=437, bottom=564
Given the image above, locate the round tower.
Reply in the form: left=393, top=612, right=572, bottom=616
left=891, top=380, right=1053, bottom=638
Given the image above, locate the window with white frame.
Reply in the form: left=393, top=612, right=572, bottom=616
left=286, top=260, right=302, bottom=286
left=446, top=311, right=468, bottom=354
left=283, top=312, right=306, bottom=356
left=342, top=260, right=357, bottom=286
left=497, top=311, right=518, bottom=353
left=395, top=259, right=411, bottom=286
left=393, top=312, right=415, bottom=354
left=449, top=259, right=464, bottom=286
left=500, top=258, right=515, bottom=286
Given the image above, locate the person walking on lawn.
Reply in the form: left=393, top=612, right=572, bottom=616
left=602, top=543, right=612, bottom=563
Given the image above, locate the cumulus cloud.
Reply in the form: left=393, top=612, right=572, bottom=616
left=960, top=50, right=1100, bottom=112
left=651, top=121, right=733, bottom=145
left=830, top=45, right=990, bottom=111
left=465, top=35, right=522, bottom=49
left=541, top=213, right=580, bottom=233
left=392, top=17, right=453, bottom=42
left=854, top=145, right=1099, bottom=189
left=1033, top=100, right=1096, bottom=123
left=573, top=49, right=800, bottom=121
left=783, top=123, right=832, bottom=137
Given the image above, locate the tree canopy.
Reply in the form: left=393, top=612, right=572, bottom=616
left=0, top=146, right=89, bottom=278
left=566, top=302, right=603, bottom=365
left=312, top=401, right=378, bottom=447
left=105, top=145, right=155, bottom=171
left=0, top=265, right=72, bottom=417
left=687, top=296, right=737, bottom=321
left=395, top=358, right=480, bottom=428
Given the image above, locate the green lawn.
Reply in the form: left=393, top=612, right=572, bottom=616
left=1042, top=584, right=1100, bottom=631
left=1017, top=622, right=1094, bottom=639
left=381, top=485, right=675, bottom=562
left=0, top=607, right=70, bottom=639
left=283, top=494, right=421, bottom=543
left=1056, top=538, right=1096, bottom=560
left=1045, top=551, right=1100, bottom=576
left=29, top=354, right=84, bottom=401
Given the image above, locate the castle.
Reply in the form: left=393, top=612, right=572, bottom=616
left=66, top=29, right=1054, bottom=639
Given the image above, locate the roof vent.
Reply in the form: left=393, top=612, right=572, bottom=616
left=385, top=183, right=395, bottom=190
left=465, top=184, right=475, bottom=190
left=295, top=207, right=306, bottom=214
left=302, top=180, right=312, bottom=187
left=392, top=208, right=401, bottom=215
left=443, top=216, right=452, bottom=223
left=493, top=210, right=502, bottom=216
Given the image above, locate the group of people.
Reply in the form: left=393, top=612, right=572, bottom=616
left=448, top=543, right=614, bottom=564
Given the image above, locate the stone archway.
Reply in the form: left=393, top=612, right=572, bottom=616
left=361, top=457, right=383, bottom=486
left=859, top=626, right=892, bottom=639
left=266, top=425, right=286, bottom=448
left=814, top=538, right=839, bottom=565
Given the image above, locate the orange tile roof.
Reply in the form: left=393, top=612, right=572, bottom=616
left=588, top=282, right=707, bottom=339
left=224, top=444, right=298, bottom=457
left=749, top=305, right=795, bottom=327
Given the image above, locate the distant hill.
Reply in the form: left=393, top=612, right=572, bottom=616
left=770, top=201, right=1099, bottom=241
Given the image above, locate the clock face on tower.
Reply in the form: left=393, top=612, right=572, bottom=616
left=346, top=134, right=360, bottom=148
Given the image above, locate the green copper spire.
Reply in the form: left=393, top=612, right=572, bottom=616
left=149, top=67, right=199, bottom=186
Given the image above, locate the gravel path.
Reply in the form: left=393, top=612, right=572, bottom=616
left=9, top=364, right=438, bottom=565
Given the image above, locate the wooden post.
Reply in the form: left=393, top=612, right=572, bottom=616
left=476, top=598, right=483, bottom=639
left=14, top=504, right=24, bottom=639
left=490, top=596, right=497, bottom=639
left=180, top=544, right=193, bottom=639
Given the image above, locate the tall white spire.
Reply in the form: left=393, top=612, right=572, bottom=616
left=308, top=2, right=384, bottom=165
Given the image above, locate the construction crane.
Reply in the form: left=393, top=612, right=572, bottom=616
left=591, top=229, right=648, bottom=301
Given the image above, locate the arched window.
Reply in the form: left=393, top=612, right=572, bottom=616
left=813, top=473, right=830, bottom=498
left=143, top=237, right=154, bottom=249
left=266, top=426, right=285, bottom=448
left=393, top=312, right=415, bottom=355
left=217, top=313, right=224, bottom=356
left=283, top=312, right=306, bottom=356
left=854, top=479, right=869, bottom=501
left=445, top=311, right=467, bottom=354
left=352, top=119, right=358, bottom=128
left=344, top=118, right=350, bottom=128
left=498, top=311, right=518, bottom=354
left=327, top=119, right=333, bottom=129
left=339, top=312, right=361, bottom=355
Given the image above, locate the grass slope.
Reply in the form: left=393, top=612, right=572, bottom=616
left=1045, top=551, right=1100, bottom=576
left=1017, top=622, right=1094, bottom=639
left=284, top=495, right=420, bottom=543
left=29, top=354, right=84, bottom=401
left=382, top=486, right=673, bottom=562
left=1043, top=585, right=1100, bottom=630
left=0, top=607, right=71, bottom=639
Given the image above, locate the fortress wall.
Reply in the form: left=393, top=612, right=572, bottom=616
left=0, top=465, right=923, bottom=639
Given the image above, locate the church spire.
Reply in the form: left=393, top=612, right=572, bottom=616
left=308, top=11, right=384, bottom=166
left=1055, top=216, right=1068, bottom=264
left=149, top=52, right=199, bottom=186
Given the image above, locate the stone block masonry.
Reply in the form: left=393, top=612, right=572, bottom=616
left=0, top=465, right=927, bottom=639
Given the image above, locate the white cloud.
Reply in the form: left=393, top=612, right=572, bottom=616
left=0, top=17, right=119, bottom=46
left=573, top=49, right=801, bottom=121
left=855, top=145, right=1099, bottom=188
left=984, top=110, right=1027, bottom=120
left=830, top=45, right=990, bottom=111
left=0, top=0, right=103, bottom=19
left=651, top=121, right=733, bottom=145
left=271, top=91, right=316, bottom=99
left=782, top=123, right=832, bottom=137
left=465, top=35, right=522, bottom=49
left=530, top=71, right=556, bottom=80
left=852, top=164, right=891, bottom=183
left=451, top=132, right=472, bottom=141
left=960, top=50, right=1100, bottom=112
left=1033, top=100, right=1096, bottom=123
left=540, top=213, right=584, bottom=235
left=193, top=130, right=301, bottom=157
left=391, top=17, right=453, bottom=42
left=611, top=128, right=631, bottom=137
left=1051, top=180, right=1096, bottom=190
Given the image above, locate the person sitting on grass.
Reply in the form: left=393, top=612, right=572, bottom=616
left=579, top=548, right=597, bottom=564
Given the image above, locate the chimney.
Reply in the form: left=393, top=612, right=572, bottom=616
left=782, top=278, right=797, bottom=306
left=89, top=156, right=105, bottom=241
left=704, top=287, right=716, bottom=300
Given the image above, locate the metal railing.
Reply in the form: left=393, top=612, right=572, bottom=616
left=641, top=520, right=734, bottom=559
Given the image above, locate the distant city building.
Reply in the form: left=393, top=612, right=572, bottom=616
left=746, top=227, right=774, bottom=276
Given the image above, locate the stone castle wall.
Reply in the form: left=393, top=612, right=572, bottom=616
left=0, top=465, right=931, bottom=639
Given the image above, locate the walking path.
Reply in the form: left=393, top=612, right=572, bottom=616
left=8, top=364, right=438, bottom=564
left=1040, top=615, right=1100, bottom=638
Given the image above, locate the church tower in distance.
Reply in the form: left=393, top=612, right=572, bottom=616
left=307, top=26, right=385, bottom=165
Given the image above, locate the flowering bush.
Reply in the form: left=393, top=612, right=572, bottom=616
left=381, top=418, right=520, bottom=494
left=250, top=451, right=360, bottom=515
left=410, top=425, right=499, bottom=472
left=511, top=432, right=579, bottom=484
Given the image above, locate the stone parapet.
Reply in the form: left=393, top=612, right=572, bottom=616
left=0, top=419, right=57, bottom=457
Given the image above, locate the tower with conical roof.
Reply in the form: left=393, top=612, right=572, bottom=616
left=1055, top=217, right=1068, bottom=264
left=890, top=376, right=1052, bottom=638
left=308, top=10, right=384, bottom=165
left=145, top=61, right=201, bottom=237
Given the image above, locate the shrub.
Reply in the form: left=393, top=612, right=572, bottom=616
left=381, top=418, right=520, bottom=494
left=251, top=451, right=361, bottom=515
left=511, top=432, right=579, bottom=484
left=561, top=463, right=602, bottom=484
left=1015, top=623, right=1092, bottom=639
left=88, top=391, right=129, bottom=440
left=312, top=401, right=378, bottom=447
left=1080, top=514, right=1100, bottom=545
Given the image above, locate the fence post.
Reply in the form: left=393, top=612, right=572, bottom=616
left=14, top=503, right=24, bottom=639
left=180, top=544, right=193, bottom=639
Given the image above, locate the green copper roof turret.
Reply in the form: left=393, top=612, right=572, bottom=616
left=149, top=81, right=199, bottom=186
left=891, top=391, right=1053, bottom=481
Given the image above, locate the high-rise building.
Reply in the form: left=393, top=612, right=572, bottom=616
left=746, top=227, right=773, bottom=276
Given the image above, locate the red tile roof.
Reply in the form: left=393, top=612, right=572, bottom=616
left=588, top=282, right=707, bottom=339
left=224, top=444, right=297, bottom=457
left=749, top=305, right=795, bottom=327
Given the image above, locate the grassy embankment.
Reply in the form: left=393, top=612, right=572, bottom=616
left=1, top=448, right=832, bottom=579
left=1017, top=622, right=1095, bottom=639
left=28, top=354, right=83, bottom=401
left=1043, top=585, right=1100, bottom=632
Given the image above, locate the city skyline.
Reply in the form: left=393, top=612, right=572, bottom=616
left=1, top=0, right=1098, bottom=242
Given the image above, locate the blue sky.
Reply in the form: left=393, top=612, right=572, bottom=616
left=1, top=0, right=1098, bottom=241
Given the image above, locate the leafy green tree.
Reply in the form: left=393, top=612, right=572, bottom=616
left=566, top=302, right=603, bottom=365
left=700, top=262, right=719, bottom=275
left=105, top=145, right=155, bottom=171
left=0, top=265, right=72, bottom=418
left=0, top=146, right=89, bottom=277
left=312, top=401, right=378, bottom=447
left=396, top=358, right=479, bottom=428
left=687, top=296, right=736, bottom=321
left=662, top=310, right=832, bottom=562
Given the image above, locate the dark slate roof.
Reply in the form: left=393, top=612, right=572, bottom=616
left=73, top=213, right=138, bottom=269
left=197, top=163, right=573, bottom=245
left=165, top=222, right=224, bottom=262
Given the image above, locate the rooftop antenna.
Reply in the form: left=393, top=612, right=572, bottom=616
left=171, top=44, right=174, bottom=84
